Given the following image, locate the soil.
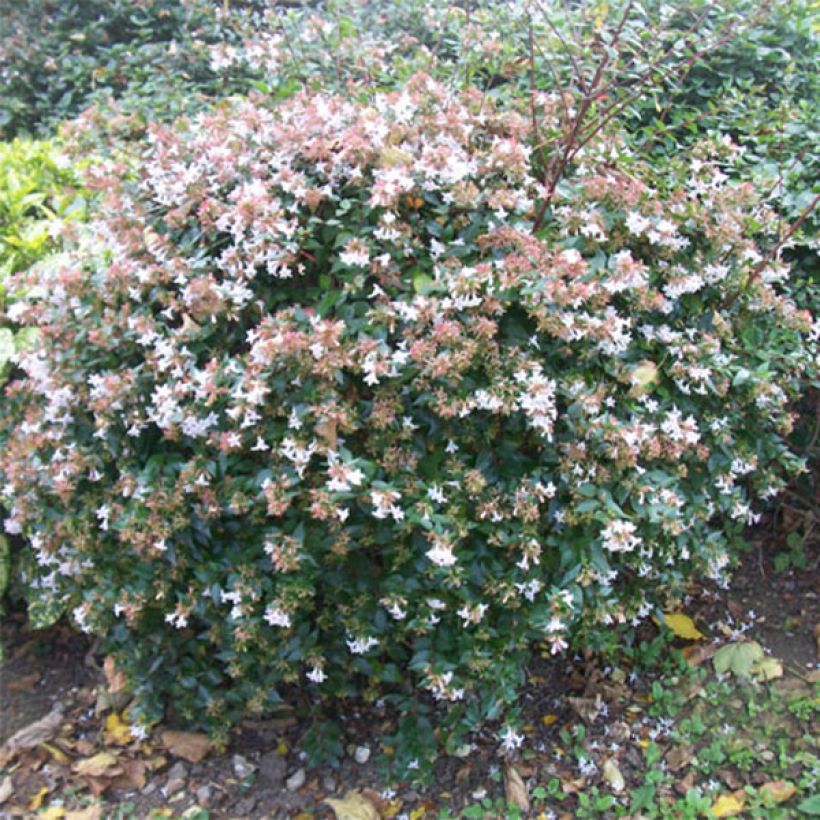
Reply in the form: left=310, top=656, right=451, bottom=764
left=0, top=538, right=817, bottom=818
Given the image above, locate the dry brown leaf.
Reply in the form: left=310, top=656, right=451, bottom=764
left=103, top=657, right=128, bottom=694
left=682, top=643, right=716, bottom=668
left=160, top=730, right=212, bottom=763
left=9, top=671, right=41, bottom=692
left=112, top=759, right=147, bottom=791
left=760, top=780, right=796, bottom=804
left=323, top=789, right=381, bottom=820
left=504, top=763, right=530, bottom=812
left=665, top=744, right=693, bottom=772
left=0, top=776, right=12, bottom=804
left=3, top=706, right=64, bottom=752
left=73, top=751, right=121, bottom=778
left=567, top=695, right=602, bottom=724
left=65, top=807, right=104, bottom=820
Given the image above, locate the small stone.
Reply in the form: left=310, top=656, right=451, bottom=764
left=353, top=745, right=371, bottom=764
left=258, top=750, right=287, bottom=787
left=233, top=753, right=256, bottom=780
left=321, top=774, right=337, bottom=794
left=165, top=760, right=187, bottom=795
left=233, top=795, right=258, bottom=815
left=286, top=767, right=306, bottom=791
left=195, top=784, right=212, bottom=806
left=142, top=781, right=157, bottom=796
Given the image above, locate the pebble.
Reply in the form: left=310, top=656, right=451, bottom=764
left=165, top=760, right=187, bottom=795
left=258, top=749, right=287, bottom=787
left=353, top=745, right=371, bottom=764
left=233, top=753, right=256, bottom=780
left=321, top=773, right=337, bottom=794
left=195, top=784, right=212, bottom=806
left=286, top=767, right=306, bottom=791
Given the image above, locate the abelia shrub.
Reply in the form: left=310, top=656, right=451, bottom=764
left=1, top=74, right=815, bottom=770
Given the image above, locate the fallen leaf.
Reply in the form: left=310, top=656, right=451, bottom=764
left=160, top=730, right=212, bottom=763
left=712, top=791, right=745, bottom=817
left=73, top=751, right=121, bottom=778
left=752, top=656, right=783, bottom=681
left=104, top=713, right=133, bottom=746
left=665, top=744, right=693, bottom=772
left=567, top=694, right=602, bottom=724
left=103, top=656, right=127, bottom=694
left=682, top=643, right=716, bottom=667
left=541, top=714, right=559, bottom=726
left=41, top=741, right=71, bottom=765
left=9, top=671, right=41, bottom=692
left=323, top=790, right=381, bottom=820
left=65, top=807, right=104, bottom=820
left=661, top=612, right=704, bottom=640
left=28, top=786, right=50, bottom=811
left=113, top=758, right=146, bottom=791
left=601, top=758, right=625, bottom=793
left=504, top=763, right=530, bottom=812
left=0, top=776, right=12, bottom=804
left=3, top=706, right=64, bottom=751
left=760, top=780, right=796, bottom=804
left=39, top=808, right=66, bottom=820
left=713, top=641, right=765, bottom=678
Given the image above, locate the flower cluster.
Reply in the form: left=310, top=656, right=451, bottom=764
left=1, top=74, right=814, bottom=760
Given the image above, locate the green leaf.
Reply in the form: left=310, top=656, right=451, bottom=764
left=798, top=795, right=820, bottom=815
left=712, top=641, right=764, bottom=678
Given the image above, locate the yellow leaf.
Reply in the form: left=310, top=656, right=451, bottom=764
left=276, top=739, right=288, bottom=756
left=39, top=808, right=66, bottom=820
left=712, top=792, right=745, bottom=817
left=760, top=780, right=796, bottom=804
left=661, top=612, right=704, bottom=640
left=409, top=809, right=427, bottom=820
left=324, top=790, right=381, bottom=820
left=541, top=714, right=558, bottom=726
left=104, top=713, right=133, bottom=746
left=41, top=741, right=71, bottom=764
left=27, top=787, right=49, bottom=811
left=73, top=751, right=120, bottom=778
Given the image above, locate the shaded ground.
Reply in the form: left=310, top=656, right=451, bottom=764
left=0, top=541, right=817, bottom=818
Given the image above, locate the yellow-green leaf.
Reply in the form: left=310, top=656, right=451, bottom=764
left=661, top=612, right=704, bottom=640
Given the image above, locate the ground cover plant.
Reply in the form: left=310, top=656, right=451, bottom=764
left=0, top=0, right=817, bottom=796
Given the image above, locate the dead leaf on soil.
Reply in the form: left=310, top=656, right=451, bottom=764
left=0, top=776, right=12, bottom=804
left=27, top=786, right=50, bottom=812
left=760, top=780, right=796, bottom=804
left=601, top=758, right=625, bottom=793
left=65, top=807, right=104, bottom=820
left=112, top=759, right=146, bottom=791
left=665, top=744, right=693, bottom=772
left=505, top=763, right=530, bottom=812
left=682, top=643, right=716, bottom=668
left=160, top=730, right=212, bottom=763
left=323, top=789, right=381, bottom=820
left=711, top=791, right=746, bottom=817
left=39, top=807, right=66, bottom=820
left=2, top=706, right=64, bottom=752
left=9, top=671, right=41, bottom=692
left=103, top=656, right=127, bottom=694
left=104, top=712, right=133, bottom=746
left=661, top=612, right=705, bottom=640
left=568, top=694, right=602, bottom=724
left=72, top=751, right=121, bottom=778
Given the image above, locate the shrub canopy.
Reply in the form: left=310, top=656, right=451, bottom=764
left=2, top=72, right=815, bottom=768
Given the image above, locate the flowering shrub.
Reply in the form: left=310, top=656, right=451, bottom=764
left=1, top=74, right=815, bottom=771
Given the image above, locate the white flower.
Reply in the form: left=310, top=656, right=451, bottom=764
left=499, top=725, right=524, bottom=753
left=601, top=519, right=641, bottom=553
left=307, top=666, right=327, bottom=684
left=426, top=543, right=457, bottom=568
left=346, top=635, right=379, bottom=654
left=264, top=605, right=292, bottom=628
